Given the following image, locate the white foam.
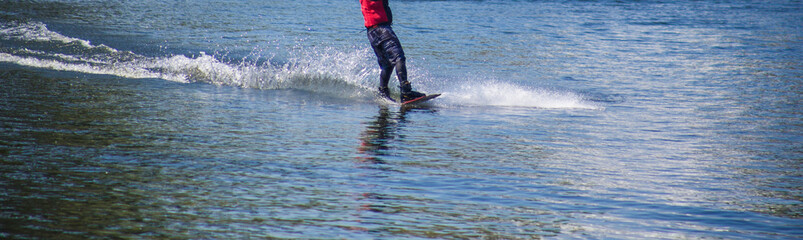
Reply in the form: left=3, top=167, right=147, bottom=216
left=14, top=47, right=110, bottom=65
left=0, top=21, right=114, bottom=52
left=442, top=80, right=599, bottom=109
left=145, top=48, right=377, bottom=97
left=0, top=52, right=169, bottom=80
left=148, top=53, right=245, bottom=85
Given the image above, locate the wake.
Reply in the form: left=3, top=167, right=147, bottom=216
left=440, top=80, right=599, bottom=109
left=1, top=21, right=600, bottom=110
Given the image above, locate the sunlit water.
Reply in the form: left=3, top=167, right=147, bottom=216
left=1, top=0, right=801, bottom=239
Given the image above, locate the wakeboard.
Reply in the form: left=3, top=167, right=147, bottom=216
left=401, top=93, right=441, bottom=106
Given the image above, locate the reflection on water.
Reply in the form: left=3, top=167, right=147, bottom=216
left=356, top=106, right=437, bottom=164
left=357, top=106, right=401, bottom=165
left=351, top=105, right=568, bottom=238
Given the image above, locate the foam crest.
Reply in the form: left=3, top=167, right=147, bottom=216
left=149, top=53, right=248, bottom=84
left=276, top=47, right=376, bottom=97
left=148, top=48, right=376, bottom=98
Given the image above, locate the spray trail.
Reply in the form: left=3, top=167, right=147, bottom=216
left=1, top=21, right=600, bottom=110
left=437, top=80, right=599, bottom=109
left=0, top=21, right=379, bottom=97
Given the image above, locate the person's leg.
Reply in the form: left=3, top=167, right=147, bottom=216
left=385, top=39, right=424, bottom=101
left=371, top=25, right=425, bottom=102
left=368, top=27, right=394, bottom=101
left=393, top=56, right=409, bottom=92
left=378, top=28, right=420, bottom=98
left=380, top=36, right=407, bottom=86
left=374, top=48, right=393, bottom=101
left=373, top=44, right=393, bottom=90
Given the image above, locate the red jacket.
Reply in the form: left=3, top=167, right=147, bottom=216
left=360, top=0, right=392, bottom=28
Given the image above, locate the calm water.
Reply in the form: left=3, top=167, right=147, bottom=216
left=1, top=0, right=801, bottom=239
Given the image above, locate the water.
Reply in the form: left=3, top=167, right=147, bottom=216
left=1, top=0, right=801, bottom=239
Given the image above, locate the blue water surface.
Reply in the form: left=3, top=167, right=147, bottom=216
left=1, top=0, right=801, bottom=239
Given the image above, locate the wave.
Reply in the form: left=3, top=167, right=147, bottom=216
left=0, top=21, right=100, bottom=49
left=0, top=21, right=377, bottom=96
left=1, top=21, right=600, bottom=109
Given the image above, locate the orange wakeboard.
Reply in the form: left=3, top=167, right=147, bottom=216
left=401, top=93, right=441, bottom=106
